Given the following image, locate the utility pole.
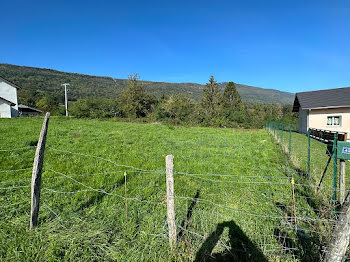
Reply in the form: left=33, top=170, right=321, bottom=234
left=62, top=83, right=70, bottom=117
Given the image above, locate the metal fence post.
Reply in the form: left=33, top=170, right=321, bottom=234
left=339, top=159, right=345, bottom=205
left=289, top=127, right=292, bottom=156
left=281, top=124, right=284, bottom=148
left=280, top=124, right=282, bottom=142
left=307, top=128, right=311, bottom=180
left=333, top=133, right=338, bottom=202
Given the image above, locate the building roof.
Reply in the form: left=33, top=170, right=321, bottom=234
left=292, top=86, right=350, bottom=112
left=0, top=96, right=16, bottom=106
left=0, top=76, right=21, bottom=89
left=18, top=104, right=43, bottom=113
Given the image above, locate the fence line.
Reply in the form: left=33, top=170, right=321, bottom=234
left=45, top=168, right=167, bottom=206
left=47, top=146, right=165, bottom=173
left=0, top=167, right=32, bottom=173
left=2, top=122, right=347, bottom=261
left=0, top=185, right=31, bottom=190
left=0, top=146, right=35, bottom=152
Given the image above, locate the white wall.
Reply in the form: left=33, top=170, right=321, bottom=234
left=308, top=107, right=350, bottom=134
left=0, top=100, right=11, bottom=118
left=0, top=80, right=18, bottom=117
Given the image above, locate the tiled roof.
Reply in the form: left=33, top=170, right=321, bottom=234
left=293, top=87, right=350, bottom=112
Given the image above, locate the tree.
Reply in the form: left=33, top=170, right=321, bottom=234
left=164, top=94, right=195, bottom=123
left=36, top=94, right=62, bottom=113
left=220, top=82, right=245, bottom=125
left=221, top=82, right=242, bottom=109
left=274, top=103, right=283, bottom=120
left=119, top=74, right=155, bottom=118
left=70, top=98, right=122, bottom=118
left=200, top=75, right=222, bottom=118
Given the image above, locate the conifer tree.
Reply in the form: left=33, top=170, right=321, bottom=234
left=222, top=82, right=242, bottom=109
left=119, top=73, right=153, bottom=118
left=200, top=75, right=221, bottom=117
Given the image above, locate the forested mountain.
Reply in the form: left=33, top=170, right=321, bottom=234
left=0, top=63, right=294, bottom=104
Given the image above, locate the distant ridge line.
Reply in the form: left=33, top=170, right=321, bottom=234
left=0, top=63, right=294, bottom=104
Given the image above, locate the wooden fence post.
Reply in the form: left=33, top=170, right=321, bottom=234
left=323, top=192, right=350, bottom=262
left=30, top=112, right=50, bottom=229
left=339, top=159, right=346, bottom=205
left=166, top=154, right=176, bottom=249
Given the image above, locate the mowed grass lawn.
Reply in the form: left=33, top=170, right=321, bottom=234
left=0, top=117, right=333, bottom=261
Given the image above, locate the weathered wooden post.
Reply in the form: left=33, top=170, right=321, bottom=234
left=323, top=192, right=350, bottom=262
left=166, top=154, right=176, bottom=249
left=339, top=159, right=345, bottom=205
left=30, top=112, right=50, bottom=229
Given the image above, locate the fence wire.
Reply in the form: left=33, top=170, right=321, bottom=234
left=0, top=124, right=347, bottom=261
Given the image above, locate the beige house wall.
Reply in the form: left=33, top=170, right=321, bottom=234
left=308, top=107, right=350, bottom=134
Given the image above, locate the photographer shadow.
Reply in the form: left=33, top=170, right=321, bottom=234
left=194, top=220, right=268, bottom=262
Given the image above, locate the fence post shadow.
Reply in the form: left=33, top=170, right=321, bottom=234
left=194, top=220, right=268, bottom=262
left=76, top=174, right=126, bottom=211
left=178, top=190, right=200, bottom=240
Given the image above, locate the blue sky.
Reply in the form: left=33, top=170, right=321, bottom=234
left=1, top=0, right=350, bottom=93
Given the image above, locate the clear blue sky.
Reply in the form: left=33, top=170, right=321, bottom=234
left=1, top=0, right=350, bottom=93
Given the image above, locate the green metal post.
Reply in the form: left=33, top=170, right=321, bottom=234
left=289, top=127, right=292, bottom=156
left=307, top=128, right=311, bottom=180
left=281, top=124, right=284, bottom=147
left=280, top=124, right=282, bottom=142
left=333, top=133, right=338, bottom=202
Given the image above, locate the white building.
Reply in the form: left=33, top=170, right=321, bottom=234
left=0, top=76, right=20, bottom=118
left=293, top=87, right=350, bottom=135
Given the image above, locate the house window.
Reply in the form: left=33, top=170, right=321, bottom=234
left=327, top=116, right=341, bottom=126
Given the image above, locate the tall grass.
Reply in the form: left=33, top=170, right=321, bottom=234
left=0, top=117, right=336, bottom=261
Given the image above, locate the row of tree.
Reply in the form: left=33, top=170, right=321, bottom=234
left=30, top=74, right=297, bottom=128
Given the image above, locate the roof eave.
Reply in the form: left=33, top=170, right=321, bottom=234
left=303, top=105, right=350, bottom=110
left=0, top=76, right=21, bottom=89
left=0, top=97, right=16, bottom=106
left=18, top=104, right=43, bottom=113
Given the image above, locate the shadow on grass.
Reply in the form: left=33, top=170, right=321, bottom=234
left=194, top=220, right=268, bottom=262
left=178, top=190, right=200, bottom=240
left=76, top=175, right=126, bottom=211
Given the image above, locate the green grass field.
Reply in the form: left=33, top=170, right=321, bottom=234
left=0, top=117, right=339, bottom=261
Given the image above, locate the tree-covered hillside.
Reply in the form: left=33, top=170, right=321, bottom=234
left=0, top=63, right=294, bottom=104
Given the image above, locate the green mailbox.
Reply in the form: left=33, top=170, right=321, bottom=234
left=337, top=141, right=350, bottom=160
left=326, top=141, right=350, bottom=159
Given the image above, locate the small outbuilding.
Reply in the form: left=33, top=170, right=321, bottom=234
left=18, top=104, right=43, bottom=117
left=293, top=87, right=350, bottom=135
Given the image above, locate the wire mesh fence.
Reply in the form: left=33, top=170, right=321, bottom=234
left=0, top=119, right=348, bottom=261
